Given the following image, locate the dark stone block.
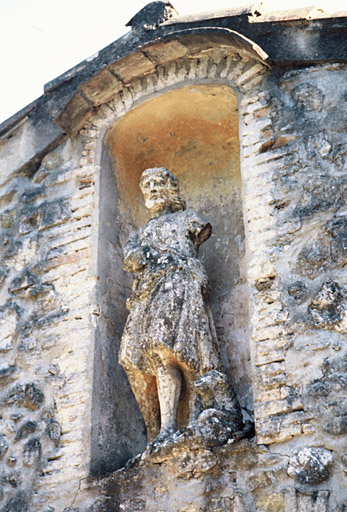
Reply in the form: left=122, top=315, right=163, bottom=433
left=3, top=383, right=44, bottom=410
left=0, top=366, right=17, bottom=380
left=46, top=420, right=61, bottom=446
left=308, top=280, right=345, bottom=331
left=0, top=435, right=8, bottom=459
left=1, top=471, right=21, bottom=488
left=294, top=176, right=344, bottom=219
left=331, top=144, right=347, bottom=172
left=287, top=447, right=333, bottom=484
left=0, top=266, right=9, bottom=284
left=15, top=421, right=38, bottom=441
left=322, top=353, right=347, bottom=376
left=87, top=501, right=113, bottom=512
left=20, top=185, right=45, bottom=203
left=9, top=270, right=40, bottom=295
left=3, top=492, right=28, bottom=512
left=126, top=1, right=178, bottom=31
left=296, top=239, right=331, bottom=278
left=326, top=217, right=347, bottom=266
left=39, top=198, right=71, bottom=230
left=307, top=378, right=331, bottom=398
left=22, top=438, right=41, bottom=467
left=1, top=238, right=23, bottom=260
left=287, top=281, right=308, bottom=303
left=18, top=205, right=41, bottom=234
left=292, top=83, right=324, bottom=111
left=324, top=414, right=347, bottom=435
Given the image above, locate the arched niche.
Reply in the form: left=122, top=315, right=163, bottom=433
left=91, top=83, right=252, bottom=475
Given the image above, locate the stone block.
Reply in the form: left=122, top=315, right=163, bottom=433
left=109, top=52, right=155, bottom=84
left=38, top=199, right=71, bottom=231
left=235, top=63, right=265, bottom=86
left=256, top=411, right=311, bottom=444
left=0, top=309, right=17, bottom=352
left=256, top=340, right=287, bottom=366
left=80, top=70, right=123, bottom=106
left=292, top=82, right=324, bottom=111
left=0, top=434, right=9, bottom=459
left=287, top=447, right=333, bottom=484
left=256, top=396, right=303, bottom=419
left=3, top=382, right=44, bottom=410
left=144, top=40, right=188, bottom=65
left=256, top=492, right=285, bottom=512
left=55, top=91, right=93, bottom=136
left=0, top=110, right=65, bottom=182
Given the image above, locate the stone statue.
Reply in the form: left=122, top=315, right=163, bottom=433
left=119, top=167, right=242, bottom=444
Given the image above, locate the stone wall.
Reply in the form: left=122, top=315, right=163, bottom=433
left=0, top=27, right=346, bottom=512
left=0, top=139, right=99, bottom=510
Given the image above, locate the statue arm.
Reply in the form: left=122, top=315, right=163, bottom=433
left=123, top=231, right=148, bottom=273
left=187, top=210, right=212, bottom=246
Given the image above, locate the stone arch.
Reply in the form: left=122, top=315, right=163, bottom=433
left=82, top=37, right=273, bottom=475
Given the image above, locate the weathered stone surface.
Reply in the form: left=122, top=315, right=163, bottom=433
left=3, top=491, right=29, bottom=512
left=287, top=447, right=334, bottom=484
left=308, top=280, right=346, bottom=333
left=143, top=40, right=188, bottom=64
left=287, top=281, right=308, bottom=303
left=22, top=438, right=41, bottom=467
left=324, top=413, right=347, bottom=435
left=294, top=176, right=343, bottom=218
left=296, top=239, right=332, bottom=279
left=120, top=168, right=242, bottom=444
left=126, top=1, right=178, bottom=30
left=39, top=198, right=71, bottom=230
left=80, top=70, right=123, bottom=106
left=256, top=492, right=285, bottom=512
left=45, top=420, right=61, bottom=446
left=14, top=421, right=37, bottom=441
left=87, top=500, right=112, bottom=512
left=292, top=82, right=324, bottom=111
left=0, top=435, right=9, bottom=459
left=55, top=91, right=93, bottom=136
left=0, top=106, right=66, bottom=180
left=331, top=144, right=347, bottom=172
left=326, top=217, right=347, bottom=266
left=109, top=52, right=156, bottom=85
left=3, top=383, right=44, bottom=410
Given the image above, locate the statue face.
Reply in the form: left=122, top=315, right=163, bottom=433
left=141, top=174, right=171, bottom=214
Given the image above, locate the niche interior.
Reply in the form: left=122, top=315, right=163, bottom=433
left=91, top=83, right=252, bottom=475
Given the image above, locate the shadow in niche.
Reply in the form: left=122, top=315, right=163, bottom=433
left=90, top=145, right=147, bottom=477
left=91, top=83, right=254, bottom=476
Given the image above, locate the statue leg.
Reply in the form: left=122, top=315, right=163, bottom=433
left=125, top=370, right=160, bottom=442
left=154, top=354, right=182, bottom=434
left=184, top=371, right=201, bottom=423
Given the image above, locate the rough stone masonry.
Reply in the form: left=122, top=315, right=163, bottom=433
left=0, top=2, right=346, bottom=511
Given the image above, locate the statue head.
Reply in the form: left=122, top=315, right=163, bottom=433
left=140, top=167, right=186, bottom=215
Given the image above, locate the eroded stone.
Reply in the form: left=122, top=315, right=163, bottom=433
left=287, top=447, right=333, bottom=484
left=292, top=83, right=324, bottom=111
left=3, top=383, right=44, bottom=410
left=308, top=280, right=346, bottom=332
left=120, top=168, right=242, bottom=446
left=0, top=435, right=9, bottom=459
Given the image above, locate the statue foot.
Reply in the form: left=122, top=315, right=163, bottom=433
left=150, top=427, right=175, bottom=446
left=142, top=427, right=179, bottom=462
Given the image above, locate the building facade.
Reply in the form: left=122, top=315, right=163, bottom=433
left=0, top=2, right=346, bottom=510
